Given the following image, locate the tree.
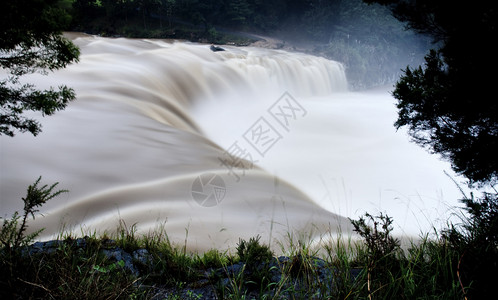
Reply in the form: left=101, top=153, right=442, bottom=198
left=302, top=0, right=337, bottom=40
left=1, top=0, right=80, bottom=137
left=136, top=0, right=161, bottom=30
left=365, top=0, right=498, bottom=185
left=159, top=0, right=177, bottom=28
left=225, top=0, right=252, bottom=28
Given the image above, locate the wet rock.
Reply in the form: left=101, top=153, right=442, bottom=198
left=133, top=248, right=151, bottom=265
left=101, top=247, right=138, bottom=276
left=24, top=240, right=63, bottom=255
left=210, top=44, right=225, bottom=52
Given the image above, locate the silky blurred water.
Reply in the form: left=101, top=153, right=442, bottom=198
left=0, top=35, right=464, bottom=251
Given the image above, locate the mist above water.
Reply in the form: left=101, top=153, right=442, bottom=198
left=0, top=35, right=463, bottom=251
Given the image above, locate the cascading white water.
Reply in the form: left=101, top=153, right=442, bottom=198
left=0, top=34, right=463, bottom=251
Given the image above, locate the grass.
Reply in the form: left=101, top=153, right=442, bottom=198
left=0, top=220, right=466, bottom=299
left=1, top=178, right=496, bottom=299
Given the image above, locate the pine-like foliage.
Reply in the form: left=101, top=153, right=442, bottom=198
left=0, top=0, right=80, bottom=136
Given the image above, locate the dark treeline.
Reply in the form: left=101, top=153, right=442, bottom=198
left=71, top=0, right=302, bottom=35
left=67, top=0, right=430, bottom=89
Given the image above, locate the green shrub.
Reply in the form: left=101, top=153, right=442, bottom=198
left=0, top=176, right=67, bottom=253
left=350, top=212, right=402, bottom=298
left=237, top=235, right=273, bottom=265
left=349, top=212, right=467, bottom=299
left=234, top=235, right=274, bottom=293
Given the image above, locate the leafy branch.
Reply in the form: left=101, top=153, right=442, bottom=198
left=0, top=176, right=68, bottom=252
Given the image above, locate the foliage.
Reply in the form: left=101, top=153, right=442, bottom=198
left=394, top=47, right=497, bottom=185
left=0, top=236, right=141, bottom=299
left=235, top=235, right=274, bottom=292
left=350, top=212, right=402, bottom=298
left=314, top=0, right=430, bottom=89
left=236, top=235, right=273, bottom=265
left=368, top=0, right=498, bottom=185
left=443, top=191, right=498, bottom=299
left=0, top=176, right=67, bottom=252
left=1, top=0, right=80, bottom=136
left=348, top=204, right=498, bottom=299
left=351, top=212, right=400, bottom=262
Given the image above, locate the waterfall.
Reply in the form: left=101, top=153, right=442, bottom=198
left=0, top=35, right=462, bottom=251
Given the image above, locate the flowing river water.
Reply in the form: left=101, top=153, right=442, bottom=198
left=0, top=34, right=465, bottom=251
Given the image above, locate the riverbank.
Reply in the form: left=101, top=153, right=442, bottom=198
left=1, top=219, right=465, bottom=299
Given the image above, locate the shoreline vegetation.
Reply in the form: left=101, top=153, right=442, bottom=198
left=1, top=178, right=497, bottom=299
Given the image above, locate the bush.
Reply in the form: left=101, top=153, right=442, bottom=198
left=0, top=176, right=67, bottom=253
left=443, top=191, right=498, bottom=299
left=233, top=235, right=274, bottom=293
left=350, top=212, right=402, bottom=298
left=237, top=235, right=273, bottom=265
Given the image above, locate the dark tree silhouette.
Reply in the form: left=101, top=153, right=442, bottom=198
left=1, top=0, right=80, bottom=137
left=365, top=0, right=498, bottom=185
